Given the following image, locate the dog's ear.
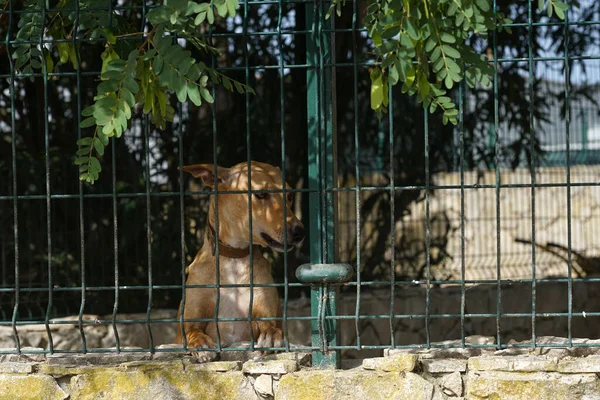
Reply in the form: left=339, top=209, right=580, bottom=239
left=179, top=164, right=230, bottom=188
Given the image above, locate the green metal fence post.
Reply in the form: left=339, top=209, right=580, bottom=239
left=303, top=0, right=346, bottom=369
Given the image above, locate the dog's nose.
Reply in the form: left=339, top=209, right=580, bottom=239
left=289, top=221, right=305, bottom=243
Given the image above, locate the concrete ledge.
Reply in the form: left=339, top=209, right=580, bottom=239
left=0, top=336, right=598, bottom=399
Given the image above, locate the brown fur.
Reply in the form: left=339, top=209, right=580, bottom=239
left=174, top=161, right=304, bottom=361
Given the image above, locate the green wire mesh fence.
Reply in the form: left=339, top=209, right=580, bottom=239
left=1, top=0, right=600, bottom=368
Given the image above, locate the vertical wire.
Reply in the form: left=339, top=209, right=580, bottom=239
left=388, top=83, right=396, bottom=348
left=242, top=0, right=255, bottom=351
left=351, top=0, right=361, bottom=350
left=177, top=74, right=187, bottom=351
left=144, top=116, right=154, bottom=351
left=108, top=0, right=120, bottom=352
left=527, top=0, right=537, bottom=346
left=493, top=0, right=502, bottom=348
left=562, top=0, right=573, bottom=346
left=7, top=0, right=21, bottom=353
left=111, top=142, right=120, bottom=351
left=277, top=0, right=289, bottom=352
left=40, top=0, right=54, bottom=353
left=459, top=80, right=466, bottom=347
left=73, top=0, right=87, bottom=353
left=209, top=19, right=222, bottom=352
left=140, top=0, right=153, bottom=353
left=316, top=0, right=325, bottom=266
left=424, top=111, right=431, bottom=348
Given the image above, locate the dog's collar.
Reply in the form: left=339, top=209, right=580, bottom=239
left=206, top=222, right=258, bottom=259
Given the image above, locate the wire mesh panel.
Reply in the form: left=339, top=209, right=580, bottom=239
left=0, top=0, right=599, bottom=365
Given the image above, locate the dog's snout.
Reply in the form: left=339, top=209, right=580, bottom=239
left=289, top=221, right=305, bottom=243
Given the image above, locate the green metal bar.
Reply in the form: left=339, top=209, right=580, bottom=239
left=351, top=0, right=361, bottom=352
left=563, top=0, right=573, bottom=347
left=40, top=0, right=55, bottom=354
left=527, top=0, right=537, bottom=346
left=458, top=80, right=466, bottom=347
left=144, top=115, right=154, bottom=352
left=305, top=0, right=340, bottom=368
left=277, top=0, right=290, bottom=352
left=6, top=0, right=21, bottom=354
left=424, top=110, right=431, bottom=348
left=388, top=79, right=396, bottom=349
left=73, top=0, right=87, bottom=353
left=493, top=0, right=502, bottom=349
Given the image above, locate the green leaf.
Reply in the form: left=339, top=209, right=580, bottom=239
left=370, top=68, right=384, bottom=110
left=193, top=2, right=210, bottom=12
left=405, top=19, right=420, bottom=40
left=440, top=33, right=456, bottom=44
left=174, top=77, right=188, bottom=102
left=57, top=42, right=70, bottom=64
left=82, top=105, right=95, bottom=117
left=388, top=63, right=400, bottom=86
left=475, top=0, right=490, bottom=12
left=443, top=45, right=460, bottom=59
left=207, top=7, right=214, bottom=24
left=187, top=83, right=202, bottom=106
left=199, top=88, right=214, bottom=103
left=195, top=11, right=207, bottom=25
left=215, top=1, right=227, bottom=17
left=77, top=137, right=94, bottom=146
left=90, top=156, right=102, bottom=173
left=93, top=138, right=105, bottom=156
left=147, top=7, right=171, bottom=24
left=554, top=4, right=565, bottom=19
left=74, top=157, right=88, bottom=165
left=80, top=117, right=97, bottom=128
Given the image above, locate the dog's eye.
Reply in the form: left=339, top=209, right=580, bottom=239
left=255, top=192, right=269, bottom=200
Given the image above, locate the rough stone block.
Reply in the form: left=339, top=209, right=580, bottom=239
left=0, top=362, right=35, bottom=374
left=558, top=356, right=600, bottom=373
left=69, top=368, right=257, bottom=400
left=0, top=374, right=68, bottom=400
left=0, top=347, right=46, bottom=362
left=421, top=359, right=467, bottom=373
left=467, top=371, right=600, bottom=400
left=243, top=360, right=298, bottom=375
left=440, top=371, right=463, bottom=397
left=468, top=356, right=513, bottom=371
left=259, top=351, right=311, bottom=367
left=385, top=347, right=485, bottom=360
left=469, top=356, right=558, bottom=372
left=276, top=370, right=438, bottom=400
left=46, top=348, right=151, bottom=366
left=191, top=361, right=243, bottom=372
left=254, top=374, right=274, bottom=397
left=361, top=354, right=418, bottom=372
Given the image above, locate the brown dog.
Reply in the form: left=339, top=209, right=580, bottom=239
left=174, top=161, right=305, bottom=361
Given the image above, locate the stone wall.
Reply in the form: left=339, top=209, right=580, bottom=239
left=2, top=336, right=600, bottom=399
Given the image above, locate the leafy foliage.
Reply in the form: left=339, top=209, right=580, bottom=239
left=10, top=0, right=252, bottom=183
left=328, top=0, right=569, bottom=125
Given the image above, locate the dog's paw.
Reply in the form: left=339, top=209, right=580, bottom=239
left=192, top=350, right=218, bottom=362
left=257, top=326, right=284, bottom=352
left=187, top=330, right=218, bottom=363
